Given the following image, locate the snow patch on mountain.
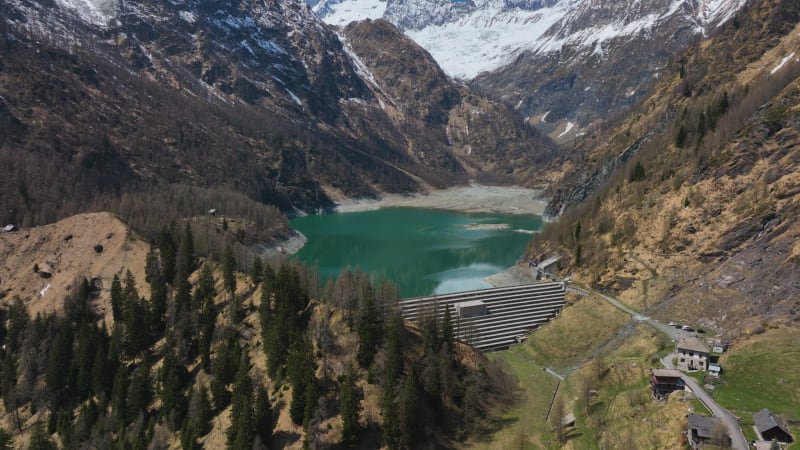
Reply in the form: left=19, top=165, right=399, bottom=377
left=406, top=4, right=568, bottom=78
left=315, top=0, right=387, bottom=26
left=54, top=0, right=118, bottom=27
left=771, top=52, right=797, bottom=76
left=314, top=0, right=748, bottom=79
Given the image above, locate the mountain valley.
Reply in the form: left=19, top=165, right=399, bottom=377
left=1, top=0, right=800, bottom=448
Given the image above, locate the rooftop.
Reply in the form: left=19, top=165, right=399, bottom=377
left=754, top=408, right=792, bottom=436
left=652, top=368, right=682, bottom=378
left=688, top=413, right=721, bottom=439
left=678, top=337, right=711, bottom=354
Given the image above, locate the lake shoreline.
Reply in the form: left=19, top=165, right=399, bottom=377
left=272, top=184, right=546, bottom=294
left=333, top=183, right=548, bottom=216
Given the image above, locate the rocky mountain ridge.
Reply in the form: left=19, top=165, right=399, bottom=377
left=528, top=0, right=800, bottom=336
left=311, top=0, right=747, bottom=139
left=0, top=0, right=555, bottom=228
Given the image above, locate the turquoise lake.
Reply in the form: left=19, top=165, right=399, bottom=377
left=291, top=208, right=542, bottom=298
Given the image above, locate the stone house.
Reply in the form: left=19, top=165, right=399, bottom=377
left=677, top=337, right=711, bottom=371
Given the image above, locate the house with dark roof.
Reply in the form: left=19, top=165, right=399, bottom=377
left=650, top=368, right=684, bottom=400
left=687, top=414, right=729, bottom=448
left=754, top=409, right=794, bottom=443
left=677, top=337, right=711, bottom=371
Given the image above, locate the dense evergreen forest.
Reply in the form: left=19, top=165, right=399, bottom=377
left=0, top=224, right=514, bottom=449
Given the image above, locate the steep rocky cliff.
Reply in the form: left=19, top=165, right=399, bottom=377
left=311, top=0, right=747, bottom=138
left=0, top=0, right=555, bottom=227
left=528, top=0, right=800, bottom=335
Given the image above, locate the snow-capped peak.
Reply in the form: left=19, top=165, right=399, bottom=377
left=312, top=0, right=747, bottom=79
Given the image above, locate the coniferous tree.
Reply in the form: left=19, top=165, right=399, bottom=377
left=381, top=388, right=400, bottom=450
left=253, top=385, right=272, bottom=447
left=125, top=358, right=153, bottom=424
left=356, top=295, right=382, bottom=369
left=73, top=320, right=98, bottom=401
left=110, top=274, right=123, bottom=323
left=123, top=294, right=147, bottom=358
left=0, top=427, right=13, bottom=450
left=160, top=347, right=189, bottom=430
left=210, top=335, right=241, bottom=410
left=302, top=380, right=319, bottom=432
left=176, top=222, right=195, bottom=281
left=400, top=371, right=421, bottom=449
left=287, top=336, right=316, bottom=425
left=45, top=317, right=73, bottom=408
left=0, top=352, right=16, bottom=410
left=675, top=125, right=687, bottom=148
left=27, top=422, right=56, bottom=450
left=441, top=305, right=454, bottom=349
left=340, top=363, right=362, bottom=447
left=194, top=263, right=217, bottom=371
left=250, top=256, right=263, bottom=286
left=157, top=225, right=178, bottom=284
left=181, top=385, right=212, bottom=450
left=222, top=245, right=237, bottom=297
left=385, top=312, right=403, bottom=388
left=7, top=296, right=29, bottom=353
left=227, top=354, right=254, bottom=450
left=147, top=248, right=168, bottom=339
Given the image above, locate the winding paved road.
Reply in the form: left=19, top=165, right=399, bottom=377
left=660, top=356, right=749, bottom=450
left=569, top=283, right=748, bottom=450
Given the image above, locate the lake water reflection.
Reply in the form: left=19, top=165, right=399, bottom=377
left=291, top=208, right=542, bottom=298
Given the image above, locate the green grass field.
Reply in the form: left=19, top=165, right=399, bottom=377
left=715, top=328, right=800, bottom=420
left=470, top=346, right=559, bottom=449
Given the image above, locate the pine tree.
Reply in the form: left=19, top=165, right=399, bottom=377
left=45, top=317, right=73, bottom=408
left=27, top=422, right=56, bottom=450
left=302, top=379, right=319, bottom=430
left=287, top=336, right=316, bottom=425
left=0, top=352, right=16, bottom=410
left=158, top=225, right=178, bottom=284
left=110, top=274, right=123, bottom=323
left=0, top=427, right=13, bottom=450
left=381, top=387, right=400, bottom=449
left=185, top=385, right=213, bottom=441
left=227, top=354, right=254, bottom=449
left=123, top=294, right=147, bottom=358
left=250, top=256, right=263, bottom=286
left=160, top=348, right=189, bottom=430
left=441, top=304, right=454, bottom=348
left=147, top=248, right=168, bottom=339
left=253, top=385, right=272, bottom=446
left=176, top=222, right=196, bottom=281
left=400, top=371, right=420, bottom=449
left=340, top=363, right=362, bottom=447
left=675, top=125, right=687, bottom=149
left=222, top=245, right=237, bottom=297
left=356, top=295, right=383, bottom=369
left=125, top=358, right=153, bottom=424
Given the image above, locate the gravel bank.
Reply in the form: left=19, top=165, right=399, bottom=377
left=334, top=183, right=547, bottom=215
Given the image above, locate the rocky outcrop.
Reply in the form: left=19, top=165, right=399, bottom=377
left=342, top=19, right=557, bottom=184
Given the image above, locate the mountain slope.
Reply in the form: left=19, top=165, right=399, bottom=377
left=311, top=0, right=747, bottom=136
left=0, top=0, right=555, bottom=228
left=528, top=0, right=800, bottom=335
left=342, top=19, right=558, bottom=183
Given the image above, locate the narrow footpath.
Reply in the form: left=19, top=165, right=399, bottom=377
left=569, top=283, right=748, bottom=450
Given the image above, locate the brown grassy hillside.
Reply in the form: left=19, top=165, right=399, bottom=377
left=0, top=212, right=149, bottom=324
left=530, top=0, right=800, bottom=336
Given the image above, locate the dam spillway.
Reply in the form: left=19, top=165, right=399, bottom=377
left=398, top=281, right=566, bottom=351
